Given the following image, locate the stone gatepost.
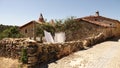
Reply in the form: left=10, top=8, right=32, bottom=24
left=26, top=42, right=38, bottom=68
left=19, top=42, right=38, bottom=68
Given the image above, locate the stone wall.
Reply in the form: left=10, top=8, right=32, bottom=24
left=27, top=32, right=110, bottom=68
left=0, top=39, right=22, bottom=59
left=0, top=32, right=115, bottom=68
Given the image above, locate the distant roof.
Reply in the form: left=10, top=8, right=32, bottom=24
left=20, top=13, right=45, bottom=29
left=76, top=15, right=120, bottom=28
left=19, top=20, right=42, bottom=29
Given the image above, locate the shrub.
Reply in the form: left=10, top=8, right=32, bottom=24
left=20, top=47, right=28, bottom=64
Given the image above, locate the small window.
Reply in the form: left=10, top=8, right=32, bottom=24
left=109, top=23, right=114, bottom=27
left=25, top=29, right=27, bottom=33
left=95, top=19, right=97, bottom=21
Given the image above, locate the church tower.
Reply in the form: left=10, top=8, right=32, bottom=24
left=39, top=13, right=45, bottom=23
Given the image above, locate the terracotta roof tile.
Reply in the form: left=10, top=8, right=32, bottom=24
left=76, top=15, right=120, bottom=28
left=19, top=20, right=42, bottom=29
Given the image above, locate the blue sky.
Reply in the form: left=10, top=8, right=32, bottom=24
left=0, top=0, right=120, bottom=26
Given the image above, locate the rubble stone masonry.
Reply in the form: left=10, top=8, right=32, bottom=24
left=0, top=31, right=114, bottom=68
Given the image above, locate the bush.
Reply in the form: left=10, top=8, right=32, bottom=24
left=0, top=26, right=24, bottom=40
left=20, top=47, right=28, bottom=64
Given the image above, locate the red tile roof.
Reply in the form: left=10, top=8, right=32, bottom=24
left=19, top=20, right=42, bottom=29
left=76, top=15, right=120, bottom=28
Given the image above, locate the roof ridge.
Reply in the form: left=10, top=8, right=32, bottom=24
left=82, top=18, right=111, bottom=27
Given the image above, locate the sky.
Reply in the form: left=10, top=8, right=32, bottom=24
left=0, top=0, right=120, bottom=26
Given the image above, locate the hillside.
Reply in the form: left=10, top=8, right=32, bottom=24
left=0, top=24, right=21, bottom=39
left=0, top=24, right=13, bottom=33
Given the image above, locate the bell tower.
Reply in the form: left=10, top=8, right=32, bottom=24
left=39, top=13, right=45, bottom=22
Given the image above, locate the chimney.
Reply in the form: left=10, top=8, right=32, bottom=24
left=39, top=13, right=45, bottom=22
left=95, top=11, right=99, bottom=16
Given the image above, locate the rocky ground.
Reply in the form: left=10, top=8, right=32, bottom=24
left=48, top=40, right=120, bottom=68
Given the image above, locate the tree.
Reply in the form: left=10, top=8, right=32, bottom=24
left=36, top=24, right=44, bottom=42
left=43, top=23, right=55, bottom=35
left=36, top=23, right=55, bottom=42
left=64, top=16, right=79, bottom=31
left=55, top=20, right=65, bottom=32
left=0, top=26, right=23, bottom=39
left=0, top=24, right=12, bottom=33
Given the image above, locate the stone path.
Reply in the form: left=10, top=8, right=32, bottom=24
left=48, top=41, right=120, bottom=68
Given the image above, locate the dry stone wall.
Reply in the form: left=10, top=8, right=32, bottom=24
left=0, top=32, right=115, bottom=68
left=0, top=39, right=22, bottom=59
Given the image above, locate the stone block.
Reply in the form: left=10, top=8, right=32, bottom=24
left=28, top=57, right=38, bottom=64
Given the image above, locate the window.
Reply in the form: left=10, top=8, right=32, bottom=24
left=95, top=19, right=97, bottom=21
left=110, top=23, right=114, bottom=27
left=25, top=29, right=27, bottom=33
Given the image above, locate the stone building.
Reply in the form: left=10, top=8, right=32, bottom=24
left=20, top=12, right=120, bottom=41
left=78, top=11, right=120, bottom=37
left=77, top=11, right=118, bottom=28
left=66, top=11, right=120, bottom=41
left=19, top=13, right=45, bottom=40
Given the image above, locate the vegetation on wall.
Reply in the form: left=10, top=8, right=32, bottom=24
left=20, top=47, right=28, bottom=64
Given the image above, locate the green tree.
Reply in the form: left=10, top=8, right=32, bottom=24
left=43, top=23, right=55, bottom=35
left=36, top=23, right=55, bottom=42
left=36, top=24, right=44, bottom=42
left=64, top=17, right=79, bottom=31
left=0, top=24, right=13, bottom=33
left=0, top=26, right=23, bottom=39
left=55, top=20, right=65, bottom=32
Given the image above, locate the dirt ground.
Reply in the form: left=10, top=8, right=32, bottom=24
left=48, top=41, right=120, bottom=68
left=0, top=57, right=19, bottom=68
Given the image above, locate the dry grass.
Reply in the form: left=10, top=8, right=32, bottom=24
left=0, top=57, right=19, bottom=68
